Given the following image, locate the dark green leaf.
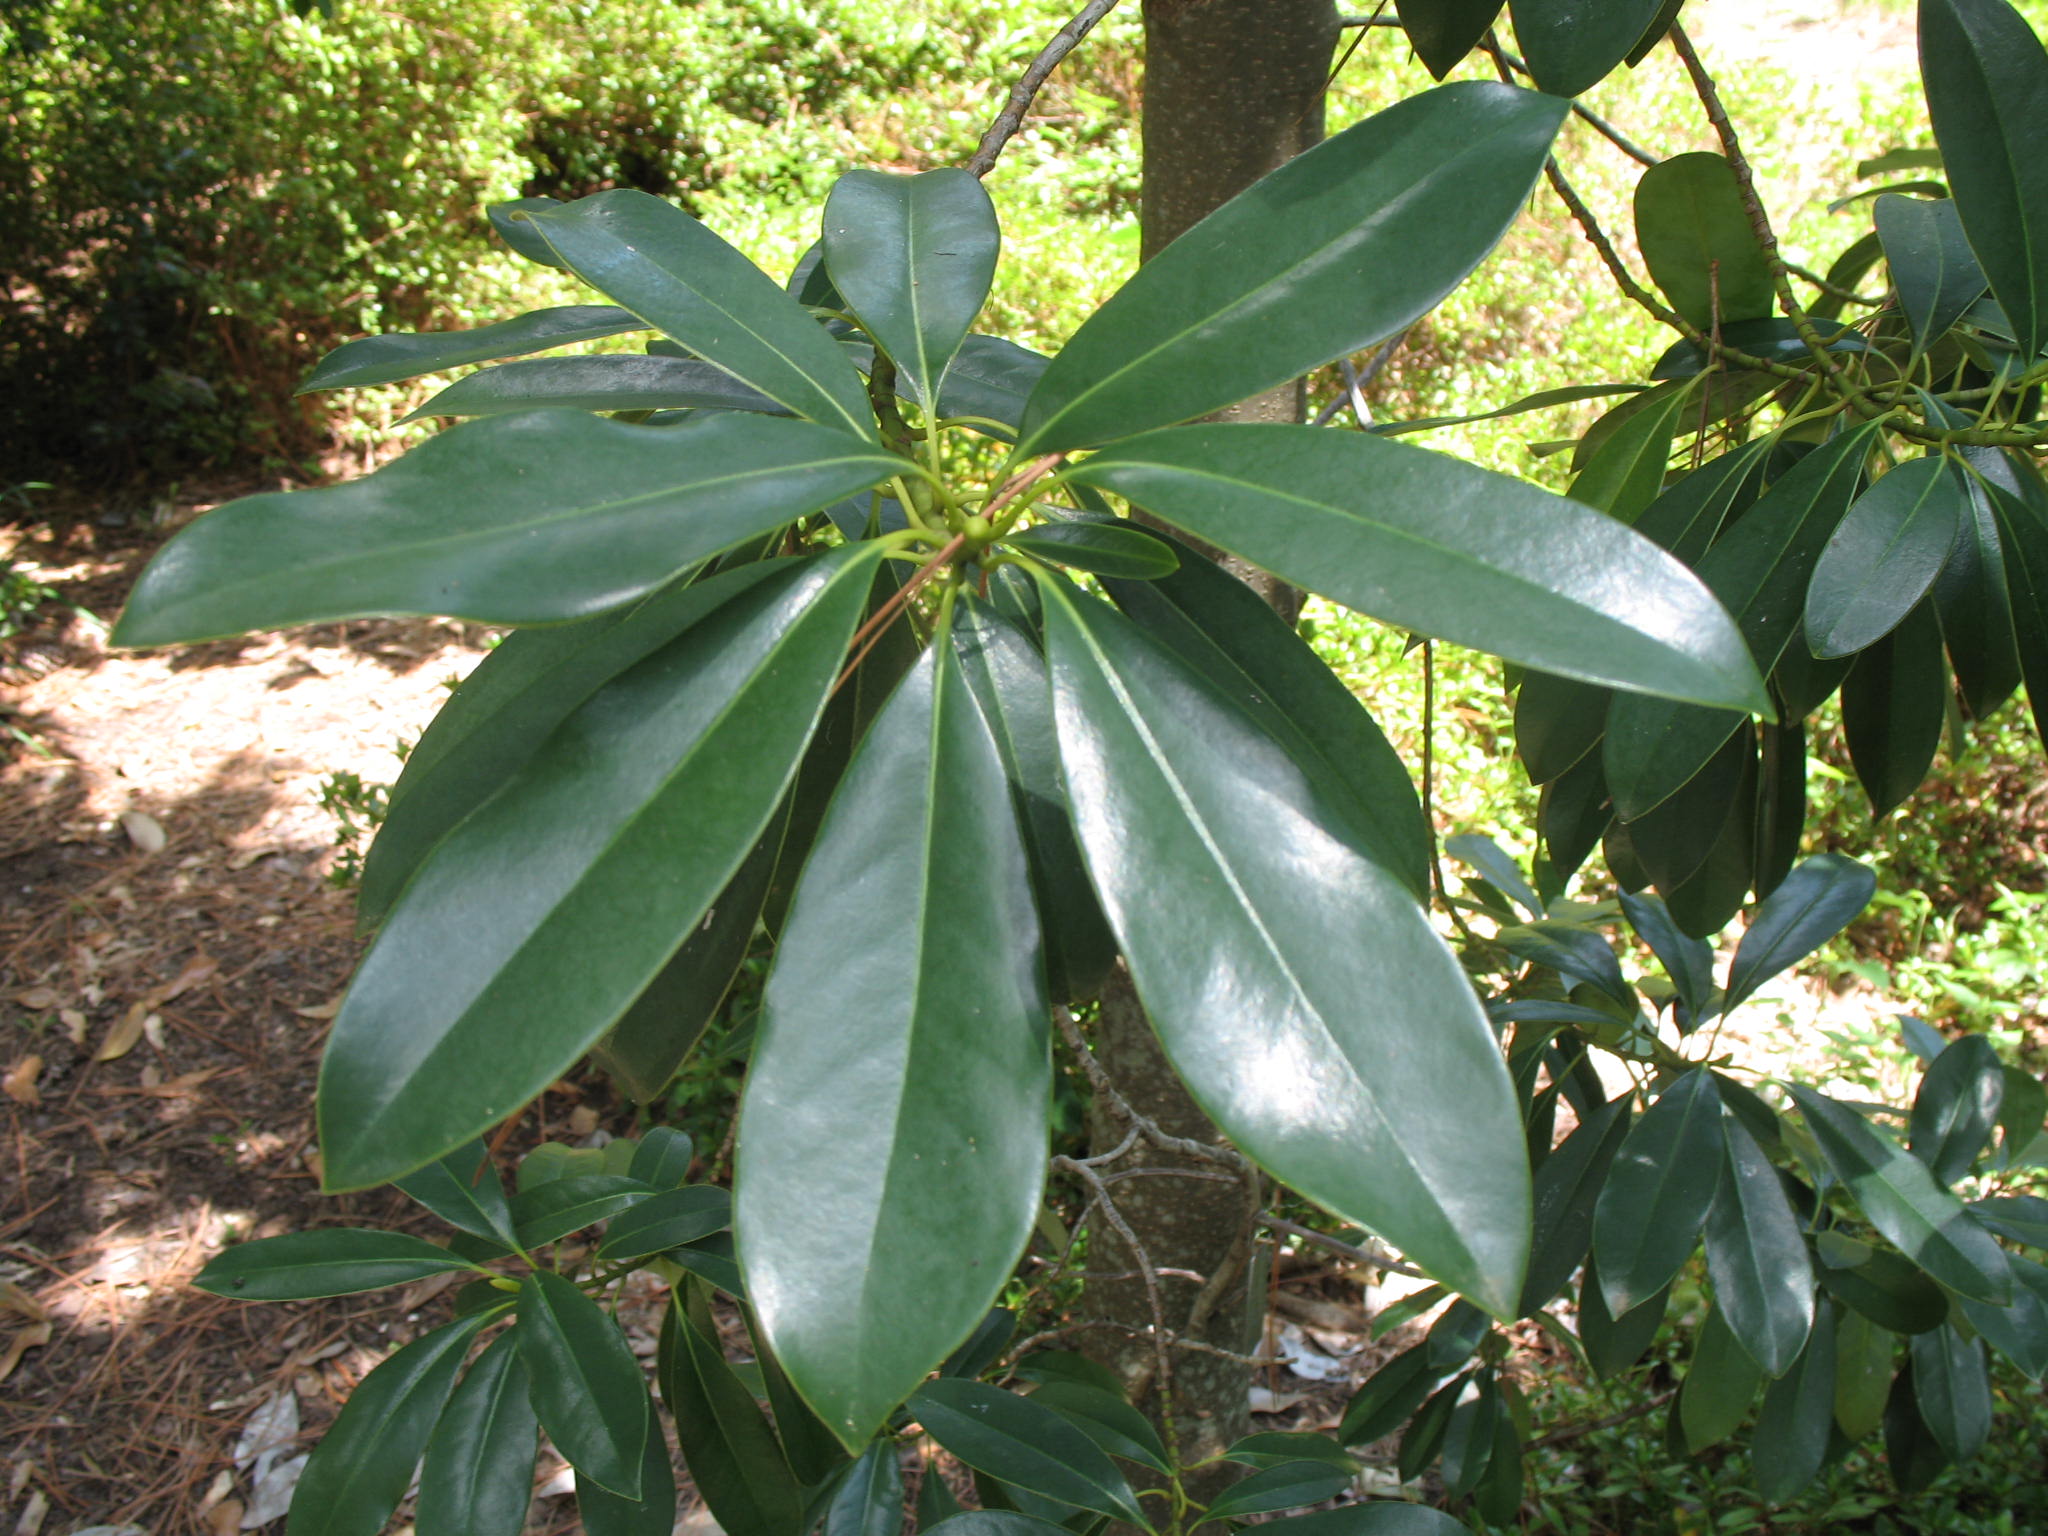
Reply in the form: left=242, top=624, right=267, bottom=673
left=934, top=335, right=1051, bottom=434
left=1495, top=923, right=1632, bottom=1007
left=527, top=190, right=876, bottom=440
left=1619, top=891, right=1714, bottom=1022
left=1444, top=835, right=1543, bottom=920
left=824, top=169, right=999, bottom=409
left=1752, top=1301, right=1838, bottom=1500
left=1394, top=0, right=1505, bottom=77
left=1579, top=1261, right=1670, bottom=1378
left=1816, top=1243, right=1949, bottom=1334
left=1806, top=457, right=1967, bottom=658
left=1399, top=1374, right=1466, bottom=1480
left=1875, top=193, right=1989, bottom=355
left=1069, top=425, right=1767, bottom=714
left=1622, top=725, right=1752, bottom=896
left=489, top=197, right=569, bottom=267
left=1568, top=377, right=1700, bottom=524
left=1474, top=1410, right=1526, bottom=1525
left=1679, top=1304, right=1763, bottom=1452
left=950, top=600, right=1116, bottom=1003
left=1604, top=422, right=1882, bottom=818
left=577, top=1393, right=677, bottom=1536
left=1934, top=449, right=2025, bottom=720
left=112, top=413, right=898, bottom=646
left=824, top=1440, right=905, bottom=1536
left=1040, top=580, right=1530, bottom=1317
left=1841, top=600, right=1948, bottom=816
left=658, top=1286, right=805, bottom=1536
left=1911, top=1034, right=2005, bottom=1186
left=194, top=1229, right=473, bottom=1301
left=1510, top=0, right=1669, bottom=96
left=739, top=643, right=1051, bottom=1449
left=939, top=1307, right=1017, bottom=1381
left=1514, top=671, right=1608, bottom=787
left=1910, top=1326, right=1992, bottom=1462
left=909, top=1380, right=1149, bottom=1529
left=1206, top=1461, right=1352, bottom=1521
left=919, top=1517, right=1068, bottom=1536
left=1705, top=1115, right=1815, bottom=1378
left=404, top=355, right=787, bottom=421
left=1538, top=751, right=1613, bottom=881
left=1004, top=522, right=1179, bottom=580
left=1339, top=1344, right=1442, bottom=1446
left=517, top=1271, right=648, bottom=1497
left=298, top=305, right=644, bottom=392
left=1754, top=717, right=1808, bottom=900
left=1651, top=319, right=1867, bottom=381
left=1594, top=1070, right=1724, bottom=1316
left=510, top=1175, right=656, bottom=1250
left=1221, top=1432, right=1356, bottom=1472
left=1111, top=547, right=1430, bottom=899
left=284, top=1314, right=487, bottom=1536
left=1884, top=1362, right=1951, bottom=1492
left=418, top=1333, right=538, bottom=1536
left=1790, top=1086, right=2012, bottom=1303
left=1011, top=1352, right=1127, bottom=1396
left=1022, top=1383, right=1169, bottom=1475
left=1633, top=152, right=1776, bottom=330
left=318, top=546, right=884, bottom=1190
left=1833, top=1305, right=1896, bottom=1441
left=1440, top=1372, right=1500, bottom=1499
left=596, top=1187, right=732, bottom=1263
left=394, top=1140, right=519, bottom=1249
left=1987, top=469, right=2048, bottom=744
left=1725, top=854, right=1877, bottom=1012
left=1971, top=1192, right=2048, bottom=1246
left=1373, top=381, right=1643, bottom=440
left=1248, top=1504, right=1475, bottom=1536
left=1919, top=0, right=2048, bottom=357
left=1521, top=1096, right=1633, bottom=1316
left=1016, top=83, right=1566, bottom=453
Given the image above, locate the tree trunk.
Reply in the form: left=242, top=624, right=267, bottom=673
left=1077, top=0, right=1338, bottom=1489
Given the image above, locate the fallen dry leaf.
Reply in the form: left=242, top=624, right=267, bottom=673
left=0, top=1281, right=51, bottom=1324
left=58, top=1009, right=87, bottom=1045
left=0, top=1322, right=52, bottom=1386
left=2, top=1055, right=42, bottom=1107
left=160, top=952, right=219, bottom=1002
left=12, top=1488, right=49, bottom=1536
left=10, top=987, right=58, bottom=1011
left=293, top=998, right=343, bottom=1021
left=93, top=1004, right=155, bottom=1063
left=206, top=1501, right=244, bottom=1536
left=119, top=808, right=167, bottom=854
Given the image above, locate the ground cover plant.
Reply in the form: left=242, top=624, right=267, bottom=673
left=83, top=0, right=2048, bottom=1531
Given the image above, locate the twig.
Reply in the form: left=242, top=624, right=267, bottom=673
left=1054, top=1004, right=1250, bottom=1171
left=966, top=0, right=1123, bottom=178
left=1312, top=329, right=1410, bottom=427
left=1260, top=1211, right=1436, bottom=1284
left=833, top=531, right=967, bottom=694
left=1526, top=1388, right=1678, bottom=1449
left=1053, top=1152, right=1178, bottom=1435
left=1476, top=35, right=1660, bottom=166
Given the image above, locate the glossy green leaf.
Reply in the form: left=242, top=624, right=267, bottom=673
left=1579, top=1261, right=1670, bottom=1378
left=418, top=1333, right=538, bottom=1536
left=823, top=1440, right=905, bottom=1536
left=1443, top=835, right=1543, bottom=920
left=1394, top=0, right=1505, bottom=77
left=284, top=1318, right=487, bottom=1536
left=1025, top=1382, right=1170, bottom=1474
left=658, top=1286, right=804, bottom=1536
left=404, top=355, right=787, bottom=421
left=1790, top=1086, right=2012, bottom=1303
left=1070, top=425, right=1767, bottom=715
left=1816, top=1243, right=1949, bottom=1334
left=1374, top=382, right=1642, bottom=440
left=1752, top=1301, right=1838, bottom=1500
left=921, top=1517, right=1067, bottom=1536
left=1841, top=599, right=1948, bottom=816
left=1514, top=671, right=1608, bottom=787
left=1634, top=152, right=1777, bottom=329
left=1724, top=854, right=1878, bottom=1012
left=1962, top=1253, right=2048, bottom=1379
left=597, top=1187, right=732, bottom=1263
left=1704, top=1116, right=1815, bottom=1378
left=1934, top=449, right=2025, bottom=719
left=1594, top=1070, right=1724, bottom=1316
left=627, top=1127, right=693, bottom=1189
left=1510, top=0, right=1669, bottom=96
left=1521, top=1096, right=1632, bottom=1315
left=1621, top=723, right=1752, bottom=896
left=194, top=1229, right=474, bottom=1301
left=739, top=642, right=1051, bottom=1448
left=517, top=1271, right=648, bottom=1497
left=1679, top=1304, right=1763, bottom=1452
left=1004, top=521, right=1179, bottom=580
left=358, top=562, right=786, bottom=927
left=1567, top=377, right=1699, bottom=525
left=1010, top=1352, right=1126, bottom=1396
left=1883, top=1364, right=1951, bottom=1492
left=525, top=190, right=876, bottom=440
left=1875, top=194, right=1989, bottom=355
left=1920, top=0, right=2048, bottom=358
left=112, top=412, right=897, bottom=646
left=1400, top=1375, right=1466, bottom=1480
left=393, top=1140, right=519, bottom=1249
left=949, top=600, right=1116, bottom=1003
left=1805, top=457, right=1967, bottom=658
left=1040, top=578, right=1530, bottom=1317
left=298, top=305, right=644, bottom=392
left=1110, top=543, right=1430, bottom=900
left=1604, top=423, right=1882, bottom=818
left=488, top=196, right=570, bottom=266
left=1339, top=1344, right=1443, bottom=1446
left=577, top=1394, right=677, bottom=1536
left=1619, top=891, right=1714, bottom=1022
left=823, top=169, right=999, bottom=409
left=933, top=335, right=1050, bottom=434
left=1985, top=470, right=2048, bottom=744
left=1538, top=753, right=1612, bottom=880
left=1441, top=1373, right=1501, bottom=1498
left=1250, top=1505, right=1475, bottom=1536
left=1016, top=82, right=1567, bottom=454
left=1206, top=1461, right=1352, bottom=1521
left=909, top=1380, right=1149, bottom=1529
left=318, top=547, right=883, bottom=1190
left=1833, top=1305, right=1896, bottom=1441
left=1973, top=1192, right=2048, bottom=1246
left=1495, top=922, right=1633, bottom=1006
left=1910, top=1034, right=2005, bottom=1186
left=1910, top=1326, right=1992, bottom=1462
left=509, top=1173, right=655, bottom=1251
left=1221, top=1432, right=1356, bottom=1473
